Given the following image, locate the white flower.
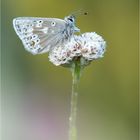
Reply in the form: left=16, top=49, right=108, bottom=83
left=49, top=32, right=106, bottom=66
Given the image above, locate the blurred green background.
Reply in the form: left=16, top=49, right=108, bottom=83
left=1, top=0, right=139, bottom=140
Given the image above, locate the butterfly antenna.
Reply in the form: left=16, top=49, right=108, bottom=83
left=71, top=9, right=88, bottom=17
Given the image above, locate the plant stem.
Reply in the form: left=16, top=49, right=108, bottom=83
left=69, top=59, right=81, bottom=140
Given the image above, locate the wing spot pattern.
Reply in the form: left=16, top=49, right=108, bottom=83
left=13, top=17, right=68, bottom=54
left=51, top=21, right=56, bottom=26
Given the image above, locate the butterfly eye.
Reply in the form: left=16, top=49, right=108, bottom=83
left=51, top=21, right=56, bottom=26
left=68, top=18, right=73, bottom=22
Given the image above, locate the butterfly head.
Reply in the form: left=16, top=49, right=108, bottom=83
left=64, top=15, right=76, bottom=24
left=64, top=15, right=80, bottom=32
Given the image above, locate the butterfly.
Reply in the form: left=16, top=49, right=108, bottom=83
left=13, top=15, right=81, bottom=55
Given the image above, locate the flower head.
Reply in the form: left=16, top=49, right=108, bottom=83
left=49, top=32, right=106, bottom=67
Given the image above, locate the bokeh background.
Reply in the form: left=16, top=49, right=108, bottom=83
left=1, top=0, right=139, bottom=140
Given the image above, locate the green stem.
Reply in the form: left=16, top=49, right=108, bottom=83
left=69, top=59, right=82, bottom=140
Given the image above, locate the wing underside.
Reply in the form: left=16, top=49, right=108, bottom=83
left=13, top=17, right=66, bottom=54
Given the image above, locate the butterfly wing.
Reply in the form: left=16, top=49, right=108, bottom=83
left=13, top=17, right=66, bottom=55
